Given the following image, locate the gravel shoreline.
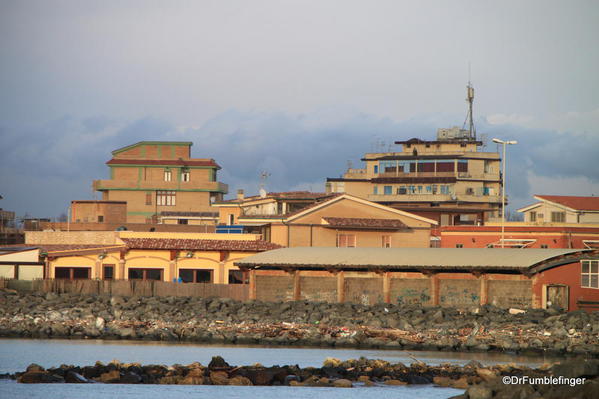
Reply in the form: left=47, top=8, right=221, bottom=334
left=1, top=290, right=599, bottom=357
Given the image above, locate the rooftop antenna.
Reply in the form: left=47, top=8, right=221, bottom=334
left=462, top=62, right=476, bottom=141
left=259, top=171, right=270, bottom=198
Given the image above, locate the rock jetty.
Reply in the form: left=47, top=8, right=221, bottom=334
left=10, top=356, right=599, bottom=398
left=1, top=290, right=599, bottom=356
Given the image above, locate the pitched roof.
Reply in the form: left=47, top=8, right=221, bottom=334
left=534, top=195, right=599, bottom=211
left=106, top=158, right=220, bottom=168
left=322, top=217, right=409, bottom=230
left=235, top=247, right=592, bottom=272
left=121, top=238, right=281, bottom=251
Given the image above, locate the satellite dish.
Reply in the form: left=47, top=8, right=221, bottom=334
left=259, top=188, right=267, bottom=198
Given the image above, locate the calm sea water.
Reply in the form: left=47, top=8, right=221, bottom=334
left=0, top=339, right=567, bottom=399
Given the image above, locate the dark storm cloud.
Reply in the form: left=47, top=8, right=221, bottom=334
left=2, top=109, right=597, bottom=218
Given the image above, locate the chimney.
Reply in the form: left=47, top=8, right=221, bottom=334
left=237, top=189, right=244, bottom=201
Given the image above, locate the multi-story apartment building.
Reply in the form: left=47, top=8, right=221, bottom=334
left=326, top=127, right=502, bottom=225
left=93, top=141, right=228, bottom=223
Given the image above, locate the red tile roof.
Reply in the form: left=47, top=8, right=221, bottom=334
left=121, top=238, right=282, bottom=251
left=323, top=217, right=409, bottom=230
left=536, top=195, right=599, bottom=211
left=106, top=158, right=220, bottom=168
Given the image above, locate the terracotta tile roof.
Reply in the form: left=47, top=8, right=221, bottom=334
left=121, top=238, right=282, bottom=251
left=536, top=195, right=599, bottom=211
left=323, top=217, right=409, bottom=230
left=280, top=193, right=343, bottom=218
left=0, top=244, right=126, bottom=255
left=106, top=158, right=220, bottom=168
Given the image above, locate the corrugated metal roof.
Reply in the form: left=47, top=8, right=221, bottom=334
left=235, top=247, right=589, bottom=271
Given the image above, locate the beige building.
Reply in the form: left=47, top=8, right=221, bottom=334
left=518, top=195, right=599, bottom=224
left=0, top=246, right=44, bottom=280
left=326, top=128, right=502, bottom=226
left=93, top=141, right=228, bottom=223
left=216, top=192, right=437, bottom=248
left=71, top=200, right=127, bottom=224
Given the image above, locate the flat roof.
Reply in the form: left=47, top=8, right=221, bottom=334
left=235, top=247, right=592, bottom=272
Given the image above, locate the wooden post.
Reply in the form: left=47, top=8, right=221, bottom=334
left=249, top=269, right=257, bottom=300
left=337, top=271, right=345, bottom=303
left=293, top=270, right=301, bottom=301
left=383, top=272, right=391, bottom=304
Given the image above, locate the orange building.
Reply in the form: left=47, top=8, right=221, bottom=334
left=93, top=141, right=228, bottom=223
left=71, top=200, right=127, bottom=224
left=439, top=224, right=599, bottom=249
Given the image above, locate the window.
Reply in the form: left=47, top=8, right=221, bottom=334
left=384, top=186, right=392, bottom=195
left=540, top=244, right=548, bottom=249
left=181, top=170, right=190, bottom=182
left=178, top=219, right=188, bottom=225
left=530, top=211, right=537, bottom=222
left=551, top=212, right=565, bottom=223
left=337, top=234, right=356, bottom=247
left=55, top=267, right=91, bottom=280
left=373, top=186, right=378, bottom=195
left=103, top=265, right=114, bottom=280
left=164, top=170, right=172, bottom=181
left=179, top=269, right=212, bottom=283
left=145, top=192, right=152, bottom=205
left=98, top=215, right=104, bottom=222
left=228, top=270, right=248, bottom=284
left=397, top=186, right=407, bottom=195
left=228, top=214, right=235, bottom=225
left=156, top=191, right=176, bottom=206
left=382, top=235, right=391, bottom=248
left=456, top=244, right=464, bottom=248
left=128, top=268, right=163, bottom=281
left=457, top=160, right=468, bottom=172
left=581, top=260, right=599, bottom=289
left=374, top=165, right=378, bottom=174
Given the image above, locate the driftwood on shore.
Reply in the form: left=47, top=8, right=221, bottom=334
left=9, top=356, right=599, bottom=398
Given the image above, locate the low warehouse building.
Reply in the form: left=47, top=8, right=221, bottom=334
left=235, top=247, right=599, bottom=311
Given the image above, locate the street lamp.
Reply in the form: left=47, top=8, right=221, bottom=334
left=492, top=138, right=518, bottom=248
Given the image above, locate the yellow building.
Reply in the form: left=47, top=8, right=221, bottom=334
left=326, top=129, right=502, bottom=226
left=217, top=193, right=436, bottom=248
left=44, top=232, right=280, bottom=284
left=92, top=141, right=228, bottom=223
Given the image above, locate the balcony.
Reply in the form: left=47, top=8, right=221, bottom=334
left=375, top=171, right=499, bottom=180
left=93, top=180, right=228, bottom=193
left=368, top=193, right=502, bottom=204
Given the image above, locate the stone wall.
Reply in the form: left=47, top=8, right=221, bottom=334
left=300, top=276, right=337, bottom=303
left=255, top=275, right=293, bottom=302
left=390, top=278, right=431, bottom=306
left=487, top=280, right=532, bottom=308
left=439, top=279, right=480, bottom=307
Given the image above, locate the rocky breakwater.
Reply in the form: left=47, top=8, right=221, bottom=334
left=1, top=290, right=599, bottom=356
left=13, top=356, right=599, bottom=394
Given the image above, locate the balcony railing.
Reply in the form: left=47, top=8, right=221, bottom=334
left=94, top=180, right=228, bottom=193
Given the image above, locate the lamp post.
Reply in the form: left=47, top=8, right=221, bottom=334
left=492, top=138, right=517, bottom=248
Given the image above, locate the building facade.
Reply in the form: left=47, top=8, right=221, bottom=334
left=93, top=141, right=228, bottom=223
left=236, top=247, right=599, bottom=311
left=439, top=223, right=599, bottom=249
left=71, top=200, right=127, bottom=224
left=518, top=195, right=599, bottom=224
left=326, top=129, right=502, bottom=226
left=215, top=193, right=437, bottom=248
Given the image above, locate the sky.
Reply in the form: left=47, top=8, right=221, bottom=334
left=1, top=0, right=598, bottom=218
